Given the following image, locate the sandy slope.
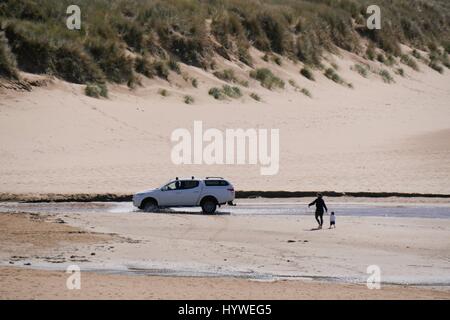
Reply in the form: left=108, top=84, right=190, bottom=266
left=0, top=49, right=449, bottom=194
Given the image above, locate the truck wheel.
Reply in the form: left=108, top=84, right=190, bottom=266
left=201, top=199, right=217, bottom=214
left=142, top=199, right=158, bottom=212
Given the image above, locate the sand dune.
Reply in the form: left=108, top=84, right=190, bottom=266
left=0, top=50, right=449, bottom=194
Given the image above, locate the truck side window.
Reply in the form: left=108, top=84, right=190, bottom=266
left=180, top=180, right=200, bottom=189
left=204, top=180, right=229, bottom=186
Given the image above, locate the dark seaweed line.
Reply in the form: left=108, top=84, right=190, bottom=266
left=1, top=191, right=449, bottom=203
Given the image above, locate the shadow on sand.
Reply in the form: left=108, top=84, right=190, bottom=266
left=307, top=227, right=323, bottom=231
left=140, top=208, right=231, bottom=216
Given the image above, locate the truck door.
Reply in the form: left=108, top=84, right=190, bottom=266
left=176, top=180, right=201, bottom=206
left=158, top=181, right=182, bottom=206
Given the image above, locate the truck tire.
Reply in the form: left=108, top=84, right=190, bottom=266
left=142, top=199, right=158, bottom=212
left=201, top=198, right=217, bottom=214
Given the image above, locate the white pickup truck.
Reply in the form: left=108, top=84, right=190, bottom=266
left=133, top=177, right=235, bottom=214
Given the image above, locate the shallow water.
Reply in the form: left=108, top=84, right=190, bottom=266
left=1, top=198, right=450, bottom=219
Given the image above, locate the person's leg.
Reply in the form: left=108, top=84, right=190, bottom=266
left=319, top=214, right=323, bottom=227
left=315, top=213, right=321, bottom=227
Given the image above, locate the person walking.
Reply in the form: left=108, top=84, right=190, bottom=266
left=308, top=193, right=328, bottom=229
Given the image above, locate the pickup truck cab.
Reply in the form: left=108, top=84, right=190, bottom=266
left=133, top=177, right=235, bottom=214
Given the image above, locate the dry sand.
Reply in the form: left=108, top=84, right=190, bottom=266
left=1, top=210, right=449, bottom=299
left=0, top=49, right=449, bottom=195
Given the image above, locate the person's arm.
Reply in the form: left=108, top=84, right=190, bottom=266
left=308, top=199, right=316, bottom=207
left=323, top=201, right=328, bottom=212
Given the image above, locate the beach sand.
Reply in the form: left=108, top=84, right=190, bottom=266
left=2, top=267, right=449, bottom=300
left=0, top=49, right=449, bottom=195
left=1, top=209, right=449, bottom=299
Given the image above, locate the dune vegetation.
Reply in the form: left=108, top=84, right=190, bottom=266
left=0, top=0, right=449, bottom=92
